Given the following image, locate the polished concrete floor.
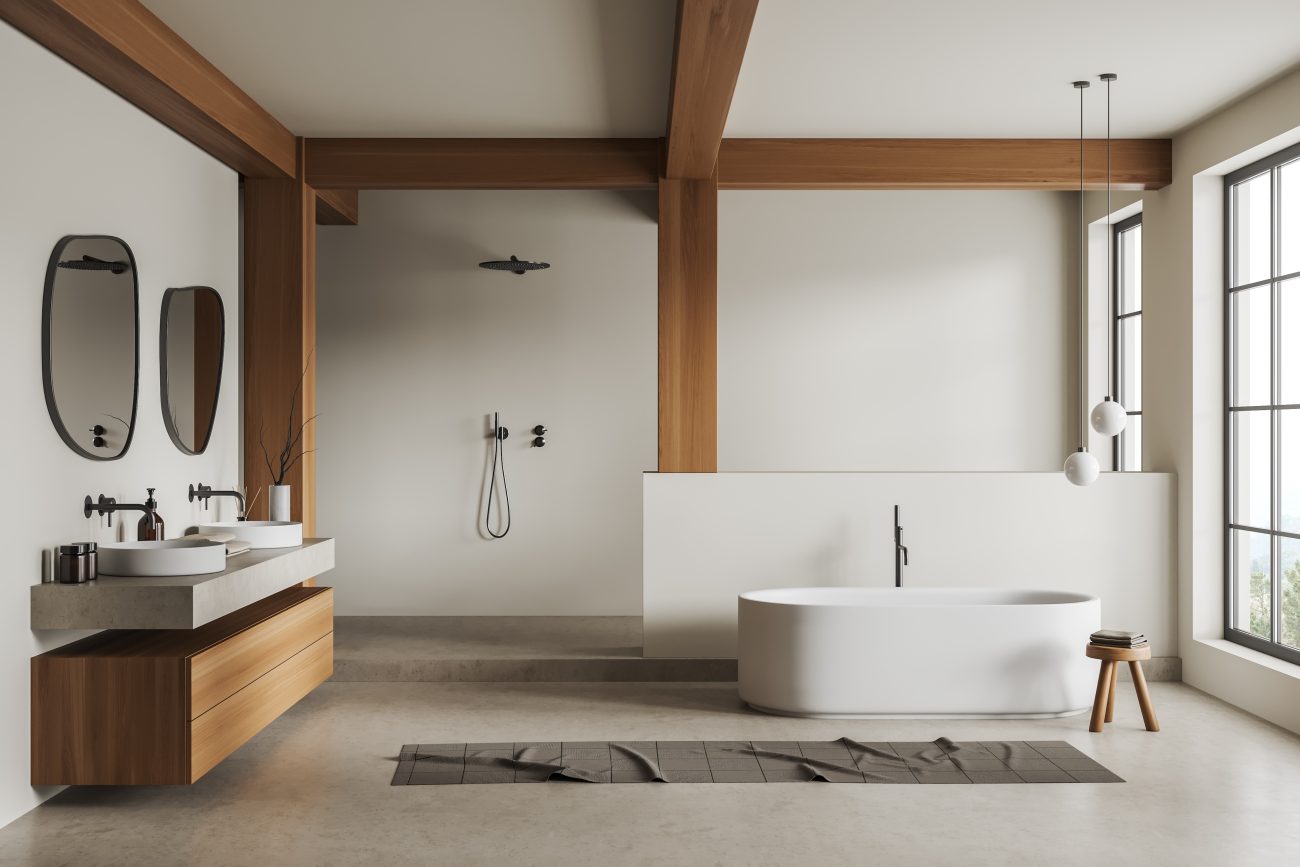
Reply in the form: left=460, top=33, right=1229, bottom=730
left=1, top=682, right=1297, bottom=866
left=333, top=616, right=734, bottom=681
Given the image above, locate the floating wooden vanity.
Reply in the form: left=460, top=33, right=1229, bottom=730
left=31, top=540, right=336, bottom=786
left=33, top=585, right=333, bottom=785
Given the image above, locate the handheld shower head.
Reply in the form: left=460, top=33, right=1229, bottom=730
left=478, top=255, right=549, bottom=276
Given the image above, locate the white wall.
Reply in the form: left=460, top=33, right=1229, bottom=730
left=718, top=191, right=1076, bottom=471
left=644, top=472, right=1176, bottom=658
left=0, top=24, right=240, bottom=827
left=316, top=190, right=657, bottom=615
left=1134, top=66, right=1300, bottom=734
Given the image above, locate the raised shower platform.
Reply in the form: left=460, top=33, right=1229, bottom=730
left=330, top=616, right=736, bottom=683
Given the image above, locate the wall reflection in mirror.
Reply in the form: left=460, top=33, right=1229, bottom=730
left=161, top=286, right=225, bottom=455
left=42, top=235, right=139, bottom=460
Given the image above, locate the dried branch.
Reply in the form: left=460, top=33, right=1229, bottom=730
left=279, top=448, right=317, bottom=480
left=258, top=422, right=277, bottom=482
left=257, top=351, right=319, bottom=487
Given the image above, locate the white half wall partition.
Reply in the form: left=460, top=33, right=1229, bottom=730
left=644, top=472, right=1175, bottom=658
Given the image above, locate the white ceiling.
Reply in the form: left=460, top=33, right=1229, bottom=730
left=143, top=0, right=1300, bottom=140
left=141, top=0, right=676, bottom=137
left=726, top=0, right=1300, bottom=138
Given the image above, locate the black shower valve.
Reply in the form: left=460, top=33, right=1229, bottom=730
left=532, top=436, right=546, bottom=448
left=532, top=425, right=547, bottom=436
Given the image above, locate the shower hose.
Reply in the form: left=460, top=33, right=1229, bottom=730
left=485, top=413, right=511, bottom=538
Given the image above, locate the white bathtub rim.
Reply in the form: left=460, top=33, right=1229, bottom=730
left=745, top=702, right=1091, bottom=720
left=739, top=586, right=1098, bottom=608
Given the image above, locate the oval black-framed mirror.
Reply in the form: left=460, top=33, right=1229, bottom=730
left=160, top=286, right=225, bottom=455
left=42, top=235, right=140, bottom=461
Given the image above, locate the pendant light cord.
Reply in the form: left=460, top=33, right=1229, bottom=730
left=1077, top=81, right=1088, bottom=450
left=1105, top=74, right=1113, bottom=401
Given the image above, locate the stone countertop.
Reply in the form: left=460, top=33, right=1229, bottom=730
left=31, top=538, right=335, bottom=630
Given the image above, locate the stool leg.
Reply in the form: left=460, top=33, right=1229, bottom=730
left=1090, top=660, right=1113, bottom=733
left=1105, top=661, right=1119, bottom=723
left=1129, top=660, right=1160, bottom=732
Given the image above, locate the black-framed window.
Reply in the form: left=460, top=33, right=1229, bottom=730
left=1113, top=214, right=1142, bottom=471
left=1225, top=140, right=1300, bottom=665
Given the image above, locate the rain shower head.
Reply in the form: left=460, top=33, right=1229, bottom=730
left=478, top=255, right=550, bottom=276
left=57, top=255, right=131, bottom=274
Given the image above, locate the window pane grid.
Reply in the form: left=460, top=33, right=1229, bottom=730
left=1225, top=143, right=1300, bottom=662
left=1113, top=217, right=1142, bottom=472
left=1228, top=268, right=1300, bottom=293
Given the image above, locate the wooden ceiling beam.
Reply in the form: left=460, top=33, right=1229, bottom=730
left=718, top=138, right=1173, bottom=190
left=664, top=0, right=759, bottom=179
left=299, top=138, right=1170, bottom=191
left=0, top=0, right=297, bottom=178
left=314, top=189, right=358, bottom=225
left=303, top=138, right=660, bottom=190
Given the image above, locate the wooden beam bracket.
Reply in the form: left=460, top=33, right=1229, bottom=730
left=315, top=189, right=358, bottom=225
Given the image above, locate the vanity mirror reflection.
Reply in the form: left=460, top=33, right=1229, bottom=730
left=42, top=235, right=139, bottom=460
left=161, top=286, right=225, bottom=455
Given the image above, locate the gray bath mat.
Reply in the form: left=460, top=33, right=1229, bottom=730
left=391, top=737, right=1123, bottom=785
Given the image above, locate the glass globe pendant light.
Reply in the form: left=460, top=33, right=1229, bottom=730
left=1065, top=79, right=1100, bottom=487
left=1090, top=72, right=1128, bottom=437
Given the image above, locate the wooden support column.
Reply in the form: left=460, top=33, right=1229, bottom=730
left=244, top=138, right=317, bottom=532
left=658, top=170, right=718, bottom=472
left=656, top=0, right=755, bottom=472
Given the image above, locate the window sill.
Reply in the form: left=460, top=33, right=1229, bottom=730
left=1194, top=638, right=1300, bottom=680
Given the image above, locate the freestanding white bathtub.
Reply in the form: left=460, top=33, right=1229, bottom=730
left=738, top=587, right=1100, bottom=718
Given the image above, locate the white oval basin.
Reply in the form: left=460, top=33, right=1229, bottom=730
left=198, top=520, right=303, bottom=549
left=98, top=539, right=227, bottom=577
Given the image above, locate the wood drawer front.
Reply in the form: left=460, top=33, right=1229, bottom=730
left=190, top=588, right=333, bottom=718
left=190, top=632, right=333, bottom=782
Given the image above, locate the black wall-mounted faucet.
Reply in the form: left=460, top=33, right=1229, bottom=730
left=894, top=505, right=908, bottom=588
left=189, top=483, right=246, bottom=519
left=85, top=494, right=155, bottom=530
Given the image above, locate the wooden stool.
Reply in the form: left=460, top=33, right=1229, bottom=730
left=1086, top=643, right=1159, bottom=732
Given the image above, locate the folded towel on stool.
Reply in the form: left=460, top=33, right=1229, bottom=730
left=1091, top=629, right=1148, bottom=648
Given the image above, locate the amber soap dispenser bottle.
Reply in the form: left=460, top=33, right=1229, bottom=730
left=137, top=487, right=165, bottom=541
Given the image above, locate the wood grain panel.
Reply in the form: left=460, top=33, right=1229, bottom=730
left=0, top=0, right=295, bottom=178
left=315, top=188, right=359, bottom=225
left=717, top=138, right=1173, bottom=190
left=304, top=138, right=659, bottom=189
left=31, top=655, right=187, bottom=785
left=191, top=588, right=333, bottom=718
left=190, top=632, right=333, bottom=782
left=664, top=0, right=759, bottom=179
left=658, top=171, right=718, bottom=472
left=244, top=138, right=317, bottom=532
